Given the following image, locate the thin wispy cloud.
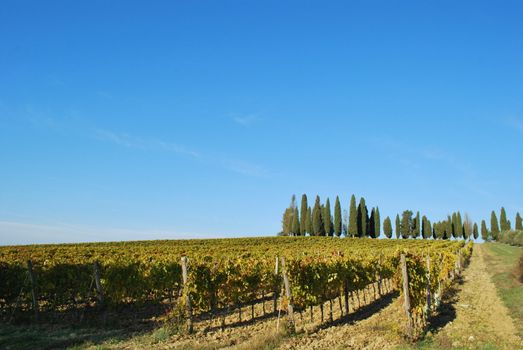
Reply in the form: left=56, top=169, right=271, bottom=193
left=94, top=129, right=200, bottom=157
left=94, top=129, right=270, bottom=178
left=233, top=114, right=260, bottom=127
left=223, top=159, right=269, bottom=178
left=420, top=147, right=493, bottom=198
left=369, top=137, right=492, bottom=198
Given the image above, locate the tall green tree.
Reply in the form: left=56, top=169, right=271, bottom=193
left=383, top=216, right=392, bottom=238
left=481, top=220, right=488, bottom=241
left=357, top=197, right=368, bottom=238
left=323, top=198, right=333, bottom=236
left=312, top=196, right=324, bottom=236
left=516, top=212, right=523, bottom=231
left=456, top=212, right=463, bottom=238
left=334, top=196, right=342, bottom=237
left=299, top=194, right=308, bottom=235
left=445, top=216, right=452, bottom=240
left=369, top=208, right=375, bottom=237
left=291, top=207, right=300, bottom=235
left=281, top=208, right=291, bottom=235
left=421, top=215, right=428, bottom=239
left=500, top=207, right=510, bottom=231
left=413, top=211, right=421, bottom=238
left=306, top=207, right=313, bottom=235
left=400, top=210, right=413, bottom=239
left=395, top=214, right=401, bottom=239
left=348, top=195, right=358, bottom=238
left=451, top=213, right=458, bottom=239
left=473, top=223, right=479, bottom=240
left=374, top=207, right=381, bottom=238
left=491, top=210, right=500, bottom=240
left=281, top=194, right=297, bottom=235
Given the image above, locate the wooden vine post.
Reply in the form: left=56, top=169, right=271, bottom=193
left=400, top=254, right=414, bottom=338
left=280, top=257, right=296, bottom=333
left=425, top=255, right=431, bottom=314
left=343, top=279, right=350, bottom=316
left=273, top=256, right=279, bottom=313
left=181, top=256, right=193, bottom=333
left=93, top=261, right=104, bottom=306
left=26, top=260, right=38, bottom=321
left=377, top=255, right=383, bottom=296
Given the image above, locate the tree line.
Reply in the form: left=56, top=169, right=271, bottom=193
left=482, top=207, right=523, bottom=245
left=281, top=194, right=380, bottom=238
left=280, top=194, right=521, bottom=242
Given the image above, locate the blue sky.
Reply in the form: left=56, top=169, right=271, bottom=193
left=1, top=0, right=522, bottom=245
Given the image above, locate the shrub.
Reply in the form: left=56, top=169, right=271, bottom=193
left=498, top=230, right=523, bottom=247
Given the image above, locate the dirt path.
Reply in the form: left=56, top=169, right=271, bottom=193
left=274, top=293, right=403, bottom=350
left=427, top=245, right=522, bottom=350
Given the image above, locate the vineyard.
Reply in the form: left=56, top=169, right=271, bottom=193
left=0, top=237, right=472, bottom=338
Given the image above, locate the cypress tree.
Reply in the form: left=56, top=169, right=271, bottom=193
left=427, top=219, right=432, bottom=239
left=500, top=207, right=510, bottom=231
left=451, top=213, right=457, bottom=239
left=516, top=212, right=523, bottom=231
left=357, top=198, right=368, bottom=238
left=321, top=204, right=326, bottom=236
left=463, top=214, right=473, bottom=240
left=473, top=223, right=479, bottom=240
left=291, top=207, right=300, bottom=236
left=334, top=196, right=342, bottom=237
left=395, top=214, right=401, bottom=239
left=491, top=211, right=500, bottom=240
left=281, top=195, right=297, bottom=235
left=369, top=208, right=375, bottom=238
left=348, top=195, right=358, bottom=238
left=375, top=207, right=381, bottom=238
left=312, top=196, right=324, bottom=236
left=323, top=198, right=332, bottom=236
left=300, top=194, right=308, bottom=235
left=434, top=222, right=440, bottom=239
left=400, top=210, right=413, bottom=239
left=281, top=208, right=291, bottom=235
left=433, top=222, right=439, bottom=239
left=383, top=216, right=392, bottom=238
left=457, top=212, right=464, bottom=238
left=413, top=211, right=421, bottom=238
left=421, top=215, right=428, bottom=239
left=481, top=220, right=488, bottom=241
left=306, top=206, right=312, bottom=235
left=445, top=216, right=453, bottom=240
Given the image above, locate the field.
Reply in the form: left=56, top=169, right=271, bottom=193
left=2, top=236, right=512, bottom=350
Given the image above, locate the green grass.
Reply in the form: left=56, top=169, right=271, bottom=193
left=482, top=243, right=523, bottom=338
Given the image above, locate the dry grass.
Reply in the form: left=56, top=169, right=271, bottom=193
left=517, top=252, right=523, bottom=283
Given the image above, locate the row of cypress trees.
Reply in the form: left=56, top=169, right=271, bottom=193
left=280, top=195, right=522, bottom=241
left=280, top=194, right=380, bottom=237
left=482, top=207, right=523, bottom=241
